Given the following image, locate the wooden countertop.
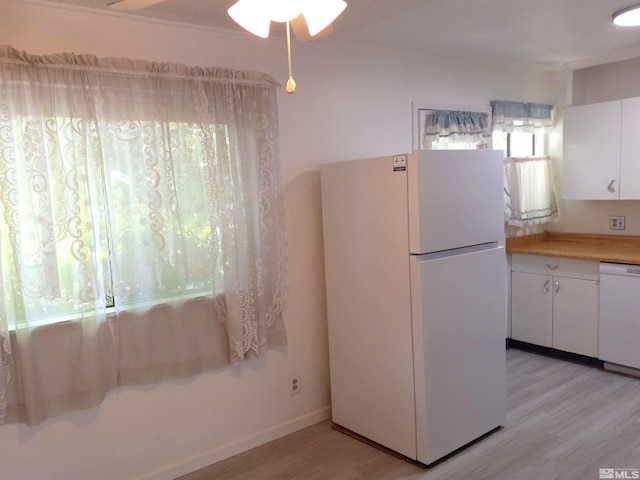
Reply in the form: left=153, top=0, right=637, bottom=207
left=505, top=232, right=640, bottom=265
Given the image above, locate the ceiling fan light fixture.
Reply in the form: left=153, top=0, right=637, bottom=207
left=300, top=0, right=347, bottom=36
left=228, top=0, right=348, bottom=93
left=268, top=0, right=303, bottom=23
left=228, top=0, right=347, bottom=37
left=613, top=4, right=640, bottom=26
left=228, top=0, right=272, bottom=38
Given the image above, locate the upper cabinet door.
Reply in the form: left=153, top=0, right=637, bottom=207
left=621, top=97, right=640, bottom=200
left=562, top=100, right=621, bottom=200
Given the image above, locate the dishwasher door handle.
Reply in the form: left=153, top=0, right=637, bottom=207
left=626, top=268, right=640, bottom=275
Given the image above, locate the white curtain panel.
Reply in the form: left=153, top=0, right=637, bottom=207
left=0, top=46, right=287, bottom=425
left=504, top=155, right=558, bottom=226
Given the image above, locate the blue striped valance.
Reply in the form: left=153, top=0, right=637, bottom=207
left=423, top=110, right=491, bottom=146
left=491, top=100, right=553, bottom=133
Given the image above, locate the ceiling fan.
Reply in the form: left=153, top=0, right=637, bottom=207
left=107, top=0, right=344, bottom=41
left=107, top=0, right=348, bottom=93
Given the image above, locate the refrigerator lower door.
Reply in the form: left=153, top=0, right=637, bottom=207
left=410, top=244, right=507, bottom=465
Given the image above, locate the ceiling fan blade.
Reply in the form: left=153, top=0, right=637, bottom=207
left=107, top=0, right=168, bottom=11
left=290, top=14, right=334, bottom=42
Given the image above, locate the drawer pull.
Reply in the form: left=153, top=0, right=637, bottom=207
left=546, top=264, right=559, bottom=272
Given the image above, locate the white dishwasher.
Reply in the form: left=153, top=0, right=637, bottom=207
left=599, top=262, right=640, bottom=370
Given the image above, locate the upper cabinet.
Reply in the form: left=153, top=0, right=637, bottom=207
left=563, top=97, right=640, bottom=200
left=620, top=97, right=640, bottom=198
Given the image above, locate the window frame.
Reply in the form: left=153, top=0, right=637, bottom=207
left=493, top=131, right=546, bottom=158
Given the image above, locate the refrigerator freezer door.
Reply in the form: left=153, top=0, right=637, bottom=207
left=408, top=150, right=505, bottom=254
left=410, top=245, right=507, bottom=465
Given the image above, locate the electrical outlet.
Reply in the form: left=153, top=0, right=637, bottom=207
left=610, top=215, right=626, bottom=230
left=289, top=375, right=300, bottom=396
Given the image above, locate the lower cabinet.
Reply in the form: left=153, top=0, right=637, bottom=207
left=511, top=271, right=553, bottom=347
left=510, top=254, right=599, bottom=358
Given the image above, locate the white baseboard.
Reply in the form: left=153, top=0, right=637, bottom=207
left=134, top=405, right=332, bottom=480
left=604, top=362, right=640, bottom=378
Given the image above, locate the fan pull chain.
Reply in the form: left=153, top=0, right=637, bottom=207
left=285, top=21, right=296, bottom=94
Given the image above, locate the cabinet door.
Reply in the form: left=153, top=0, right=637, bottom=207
left=563, top=101, right=621, bottom=200
left=511, top=272, right=553, bottom=347
left=621, top=97, right=640, bottom=199
left=552, top=277, right=599, bottom=357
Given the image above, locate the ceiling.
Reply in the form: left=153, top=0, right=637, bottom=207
left=32, top=0, right=640, bottom=69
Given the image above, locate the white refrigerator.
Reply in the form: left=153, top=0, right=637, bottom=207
left=320, top=149, right=507, bottom=465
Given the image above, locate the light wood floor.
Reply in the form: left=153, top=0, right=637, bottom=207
left=178, top=349, right=640, bottom=480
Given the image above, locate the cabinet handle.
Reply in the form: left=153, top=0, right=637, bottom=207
left=546, top=264, right=559, bottom=272
left=555, top=280, right=560, bottom=294
left=608, top=179, right=616, bottom=193
left=543, top=279, right=551, bottom=294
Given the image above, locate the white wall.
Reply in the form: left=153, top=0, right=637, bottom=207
left=572, top=57, right=640, bottom=105
left=0, top=1, right=565, bottom=479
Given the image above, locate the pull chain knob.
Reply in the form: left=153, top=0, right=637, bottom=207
left=285, top=21, right=296, bottom=94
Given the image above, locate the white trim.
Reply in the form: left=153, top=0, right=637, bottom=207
left=131, top=406, right=332, bottom=480
left=603, top=362, right=640, bottom=379
left=4, top=0, right=252, bottom=38
left=563, top=45, right=640, bottom=71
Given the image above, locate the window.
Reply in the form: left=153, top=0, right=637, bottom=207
left=490, top=100, right=557, bottom=226
left=1, top=117, right=230, bottom=330
left=0, top=46, right=288, bottom=425
left=430, top=138, right=480, bottom=150
left=492, top=130, right=546, bottom=158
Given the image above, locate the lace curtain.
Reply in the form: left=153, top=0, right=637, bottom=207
left=423, top=110, right=491, bottom=148
left=0, top=46, right=287, bottom=425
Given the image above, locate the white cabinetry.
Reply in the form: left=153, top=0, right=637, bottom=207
left=510, top=254, right=599, bottom=357
left=620, top=97, right=640, bottom=198
left=563, top=96, right=640, bottom=200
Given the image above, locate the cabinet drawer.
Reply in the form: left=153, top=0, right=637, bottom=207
left=510, top=254, right=599, bottom=280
